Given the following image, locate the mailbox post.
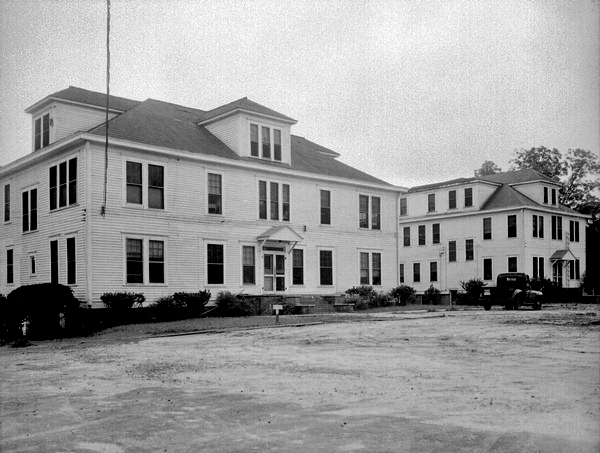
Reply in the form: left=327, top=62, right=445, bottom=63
left=272, top=304, right=283, bottom=324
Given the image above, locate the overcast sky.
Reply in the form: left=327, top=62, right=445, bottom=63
left=1, top=0, right=598, bottom=187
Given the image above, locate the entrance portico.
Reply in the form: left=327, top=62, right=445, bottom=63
left=257, top=226, right=303, bottom=294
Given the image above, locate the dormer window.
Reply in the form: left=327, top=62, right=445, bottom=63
left=34, top=113, right=51, bottom=150
left=551, top=188, right=557, bottom=205
left=250, top=124, right=282, bottom=162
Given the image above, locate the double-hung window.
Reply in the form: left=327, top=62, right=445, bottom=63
left=250, top=124, right=282, bottom=161
left=403, top=227, right=410, bottom=246
left=273, top=129, right=282, bottom=161
left=413, top=263, right=421, bottom=282
left=483, top=258, right=493, bottom=280
left=430, top=262, right=438, bottom=282
left=483, top=217, right=492, bottom=240
left=242, top=246, right=255, bottom=285
left=359, top=195, right=381, bottom=230
left=465, top=239, right=474, bottom=261
left=207, top=244, right=224, bottom=285
left=34, top=113, right=50, bottom=151
left=428, top=194, right=435, bottom=212
left=448, top=241, right=456, bottom=262
left=464, top=188, right=473, bottom=207
left=319, top=250, right=333, bottom=286
left=432, top=223, right=440, bottom=244
left=293, top=249, right=304, bottom=285
left=360, top=252, right=382, bottom=286
left=399, top=263, right=405, bottom=283
left=3, top=184, right=10, bottom=222
left=262, top=126, right=271, bottom=158
left=50, top=240, right=59, bottom=284
left=551, top=188, right=557, bottom=205
left=126, top=161, right=164, bottom=209
left=207, top=173, right=222, bottom=215
left=126, top=238, right=165, bottom=284
left=533, top=257, right=544, bottom=279
left=66, top=237, right=76, bottom=285
left=508, top=257, right=518, bottom=273
left=448, top=190, right=456, bottom=209
left=418, top=225, right=426, bottom=245
left=507, top=215, right=517, bottom=238
left=250, top=124, right=259, bottom=157
left=543, top=187, right=549, bottom=204
left=569, top=220, right=579, bottom=242
left=320, top=190, right=331, bottom=225
left=22, top=188, right=37, bottom=233
left=50, top=157, right=77, bottom=210
left=6, top=249, right=14, bottom=284
left=400, top=197, right=407, bottom=216
left=259, top=180, right=290, bottom=221
left=552, top=215, right=563, bottom=240
left=569, top=259, right=580, bottom=280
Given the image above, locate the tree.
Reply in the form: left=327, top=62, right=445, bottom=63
left=475, top=160, right=502, bottom=176
left=510, top=146, right=600, bottom=219
left=510, top=146, right=566, bottom=180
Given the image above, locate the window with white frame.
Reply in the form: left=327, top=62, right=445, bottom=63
left=464, top=188, right=473, bottom=207
left=50, top=157, right=77, bottom=210
left=250, top=124, right=282, bottom=162
left=292, top=249, right=304, bottom=285
left=448, top=190, right=456, bottom=209
left=319, top=250, right=333, bottom=286
left=508, top=256, right=518, bottom=272
left=320, top=190, right=331, bottom=225
left=569, top=220, right=580, bottom=242
left=126, top=161, right=164, bottom=209
left=258, top=180, right=290, bottom=221
left=413, top=262, right=421, bottom=282
left=4, top=184, right=10, bottom=222
left=34, top=113, right=50, bottom=151
left=465, top=239, right=474, bottom=261
left=359, top=195, right=381, bottom=230
left=125, top=238, right=165, bottom=284
left=448, top=241, right=457, bottom=262
left=507, top=214, right=517, bottom=238
left=418, top=225, right=426, bottom=245
left=483, top=217, right=492, bottom=240
left=428, top=194, right=435, bottom=212
left=403, top=227, right=410, bottom=247
left=6, top=249, right=14, bottom=284
left=22, top=188, right=37, bottom=233
left=207, top=173, right=222, bottom=215
left=483, top=258, right=493, bottom=281
left=569, top=259, right=580, bottom=280
left=207, top=243, right=224, bottom=285
left=532, top=256, right=544, bottom=279
left=429, top=261, right=438, bottom=282
left=533, top=215, right=545, bottom=238
left=50, top=240, right=59, bottom=284
left=242, top=246, right=255, bottom=285
left=359, top=251, right=381, bottom=286
left=551, top=215, right=562, bottom=240
left=400, top=197, right=407, bottom=216
left=432, top=223, right=440, bottom=244
left=66, top=237, right=76, bottom=284
left=399, top=263, right=405, bottom=283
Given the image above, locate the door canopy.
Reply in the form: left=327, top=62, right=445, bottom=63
left=257, top=225, right=303, bottom=252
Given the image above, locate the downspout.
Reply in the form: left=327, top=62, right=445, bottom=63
left=84, top=142, right=93, bottom=306
left=396, top=191, right=400, bottom=288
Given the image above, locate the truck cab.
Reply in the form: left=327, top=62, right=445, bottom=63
left=481, top=272, right=543, bottom=311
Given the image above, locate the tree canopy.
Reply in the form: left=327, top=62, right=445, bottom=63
left=475, top=160, right=502, bottom=177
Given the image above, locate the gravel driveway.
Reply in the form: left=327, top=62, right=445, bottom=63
left=1, top=306, right=599, bottom=452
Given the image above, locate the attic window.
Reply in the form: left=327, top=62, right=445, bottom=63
left=250, top=124, right=282, bottom=162
left=34, top=113, right=50, bottom=150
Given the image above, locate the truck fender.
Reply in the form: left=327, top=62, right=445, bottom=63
left=511, top=289, right=522, bottom=300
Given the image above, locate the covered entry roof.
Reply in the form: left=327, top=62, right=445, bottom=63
left=550, top=249, right=577, bottom=262
left=257, top=225, right=304, bottom=243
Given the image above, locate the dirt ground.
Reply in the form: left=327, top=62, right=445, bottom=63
left=1, top=306, right=599, bottom=453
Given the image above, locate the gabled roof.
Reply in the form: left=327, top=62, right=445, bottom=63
left=550, top=249, right=577, bottom=261
left=257, top=225, right=304, bottom=243
left=25, top=86, right=140, bottom=113
left=197, top=97, right=297, bottom=125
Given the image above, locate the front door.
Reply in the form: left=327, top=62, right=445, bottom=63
left=264, top=253, right=285, bottom=292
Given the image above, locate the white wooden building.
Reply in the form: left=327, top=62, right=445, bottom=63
left=0, top=87, right=405, bottom=306
left=398, top=171, right=588, bottom=295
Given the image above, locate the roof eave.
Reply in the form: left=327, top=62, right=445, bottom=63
left=197, top=108, right=297, bottom=126
left=25, top=96, right=126, bottom=115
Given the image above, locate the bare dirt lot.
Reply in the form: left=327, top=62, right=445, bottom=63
left=1, top=306, right=599, bottom=452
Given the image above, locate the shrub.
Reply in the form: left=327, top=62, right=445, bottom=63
left=4, top=283, right=80, bottom=340
left=281, top=300, right=303, bottom=315
left=345, top=286, right=377, bottom=299
left=457, top=279, right=486, bottom=305
left=370, top=291, right=394, bottom=308
left=389, top=285, right=416, bottom=306
left=150, top=291, right=211, bottom=314
left=101, top=292, right=145, bottom=309
left=213, top=291, right=255, bottom=317
left=422, top=285, right=441, bottom=305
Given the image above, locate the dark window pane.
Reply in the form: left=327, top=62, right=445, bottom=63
left=464, top=188, right=473, bottom=207
left=372, top=197, right=381, bottom=230
left=207, top=244, right=224, bottom=284
left=259, top=181, right=267, bottom=219
left=126, top=162, right=143, bottom=204
left=42, top=114, right=50, bottom=147
left=22, top=191, right=29, bottom=231
left=320, top=251, right=333, bottom=285
left=262, top=126, right=270, bottom=158
left=50, top=240, right=59, bottom=284
left=372, top=253, right=381, bottom=285
left=250, top=124, right=259, bottom=156
left=449, top=190, right=456, bottom=209
left=359, top=195, right=369, bottom=228
left=321, top=190, right=331, bottom=225
left=30, top=189, right=37, bottom=231
left=67, top=237, right=76, bottom=284
left=34, top=118, right=41, bottom=150
left=270, top=182, right=279, bottom=220
left=274, top=129, right=281, bottom=161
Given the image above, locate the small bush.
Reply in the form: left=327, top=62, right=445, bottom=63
left=389, top=285, right=416, bottom=306
left=345, top=286, right=377, bottom=299
left=458, top=279, right=486, bottom=305
left=281, top=300, right=303, bottom=315
left=370, top=291, right=394, bottom=307
left=422, top=285, right=441, bottom=305
left=101, top=292, right=145, bottom=309
left=214, top=291, right=255, bottom=317
left=150, top=291, right=211, bottom=314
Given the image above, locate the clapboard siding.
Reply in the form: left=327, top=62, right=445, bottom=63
left=0, top=145, right=87, bottom=300
left=52, top=102, right=119, bottom=144
left=81, top=143, right=398, bottom=305
left=204, top=115, right=241, bottom=155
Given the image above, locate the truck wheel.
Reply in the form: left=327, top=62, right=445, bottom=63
left=533, top=302, right=541, bottom=311
left=484, top=304, right=491, bottom=311
left=505, top=304, right=512, bottom=310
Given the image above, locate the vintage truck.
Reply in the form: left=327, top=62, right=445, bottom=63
left=480, top=272, right=543, bottom=311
